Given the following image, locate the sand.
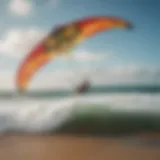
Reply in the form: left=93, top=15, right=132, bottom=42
left=0, top=135, right=159, bottom=160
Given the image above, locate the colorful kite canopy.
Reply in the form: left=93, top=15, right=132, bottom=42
left=16, top=16, right=133, bottom=93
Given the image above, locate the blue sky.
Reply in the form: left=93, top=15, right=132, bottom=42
left=0, top=0, right=160, bottom=72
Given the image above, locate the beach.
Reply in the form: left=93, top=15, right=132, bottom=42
left=0, top=135, right=159, bottom=160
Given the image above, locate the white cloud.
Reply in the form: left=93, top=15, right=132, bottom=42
left=0, top=66, right=160, bottom=91
left=0, top=28, right=160, bottom=91
left=9, top=0, right=32, bottom=16
left=0, top=28, right=109, bottom=63
left=72, top=50, right=108, bottom=62
left=23, top=66, right=160, bottom=90
left=0, top=28, right=46, bottom=59
left=91, top=65, right=160, bottom=85
left=0, top=69, right=79, bottom=91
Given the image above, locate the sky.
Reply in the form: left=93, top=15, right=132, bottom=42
left=0, top=0, right=160, bottom=90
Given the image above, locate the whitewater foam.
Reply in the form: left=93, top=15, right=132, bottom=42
left=0, top=93, right=159, bottom=133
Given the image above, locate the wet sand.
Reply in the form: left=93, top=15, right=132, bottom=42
left=0, top=135, right=159, bottom=160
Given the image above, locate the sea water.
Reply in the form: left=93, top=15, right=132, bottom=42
left=0, top=85, right=160, bottom=133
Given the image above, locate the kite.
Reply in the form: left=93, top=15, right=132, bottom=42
left=16, top=16, right=133, bottom=93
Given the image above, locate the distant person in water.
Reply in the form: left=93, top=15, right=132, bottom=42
left=75, top=80, right=90, bottom=94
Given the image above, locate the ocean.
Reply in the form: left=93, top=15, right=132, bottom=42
left=0, top=85, right=160, bottom=134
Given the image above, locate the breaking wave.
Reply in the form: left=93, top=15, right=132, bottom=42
left=0, top=93, right=160, bottom=133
